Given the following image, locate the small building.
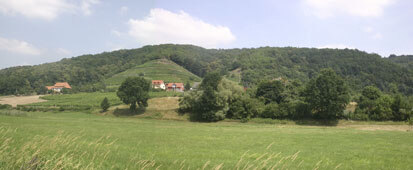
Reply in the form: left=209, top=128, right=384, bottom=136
left=165, top=83, right=184, bottom=92
left=46, top=82, right=72, bottom=93
left=152, top=80, right=165, bottom=90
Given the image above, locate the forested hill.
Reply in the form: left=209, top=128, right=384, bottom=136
left=387, top=54, right=413, bottom=68
left=0, top=44, right=412, bottom=95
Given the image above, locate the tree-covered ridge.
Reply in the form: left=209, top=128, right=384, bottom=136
left=387, top=54, right=413, bottom=68
left=0, top=44, right=412, bottom=95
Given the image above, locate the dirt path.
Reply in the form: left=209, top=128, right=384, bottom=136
left=0, top=95, right=47, bottom=107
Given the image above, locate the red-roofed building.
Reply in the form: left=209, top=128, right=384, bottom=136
left=152, top=80, right=165, bottom=90
left=46, top=82, right=72, bottom=93
left=165, top=83, right=184, bottom=92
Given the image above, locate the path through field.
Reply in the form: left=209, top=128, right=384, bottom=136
left=0, top=95, right=46, bottom=107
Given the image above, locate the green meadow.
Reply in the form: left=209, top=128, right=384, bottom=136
left=105, top=59, right=201, bottom=88
left=1, top=110, right=412, bottom=169
left=23, top=91, right=183, bottom=110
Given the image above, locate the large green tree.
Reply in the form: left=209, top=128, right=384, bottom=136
left=256, top=80, right=285, bottom=104
left=303, top=69, right=350, bottom=120
left=117, top=77, right=150, bottom=111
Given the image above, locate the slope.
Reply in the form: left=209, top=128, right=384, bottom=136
left=0, top=44, right=412, bottom=95
left=105, top=59, right=201, bottom=87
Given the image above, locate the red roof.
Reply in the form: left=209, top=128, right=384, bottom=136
left=54, top=82, right=71, bottom=89
left=45, top=82, right=72, bottom=90
left=152, top=80, right=164, bottom=85
left=166, top=83, right=184, bottom=89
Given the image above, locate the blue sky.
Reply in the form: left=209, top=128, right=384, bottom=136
left=0, top=0, right=412, bottom=68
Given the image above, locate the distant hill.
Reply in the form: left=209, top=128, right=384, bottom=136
left=105, top=59, right=201, bottom=88
left=0, top=44, right=412, bottom=95
left=387, top=54, right=413, bottom=68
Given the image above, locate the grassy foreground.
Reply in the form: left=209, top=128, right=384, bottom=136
left=0, top=111, right=412, bottom=169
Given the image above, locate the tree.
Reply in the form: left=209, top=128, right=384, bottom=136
left=184, top=82, right=191, bottom=91
left=100, top=97, right=110, bottom=112
left=303, top=69, right=350, bottom=120
left=256, top=80, right=285, bottom=104
left=199, top=72, right=222, bottom=91
left=117, top=77, right=150, bottom=111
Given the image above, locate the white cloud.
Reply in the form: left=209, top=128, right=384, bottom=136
left=303, top=0, right=395, bottom=18
left=0, top=36, right=41, bottom=55
left=0, top=0, right=100, bottom=20
left=317, top=44, right=356, bottom=49
left=120, top=6, right=128, bottom=15
left=127, top=8, right=236, bottom=48
left=80, top=0, right=100, bottom=16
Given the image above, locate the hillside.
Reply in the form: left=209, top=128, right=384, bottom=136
left=387, top=54, right=413, bottom=68
left=105, top=59, right=201, bottom=87
left=0, top=44, right=412, bottom=95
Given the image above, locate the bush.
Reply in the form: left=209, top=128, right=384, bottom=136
left=0, top=104, right=12, bottom=110
left=100, top=97, right=110, bottom=112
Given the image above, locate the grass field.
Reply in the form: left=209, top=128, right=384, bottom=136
left=105, top=59, right=201, bottom=88
left=23, top=91, right=183, bottom=110
left=0, top=109, right=412, bottom=169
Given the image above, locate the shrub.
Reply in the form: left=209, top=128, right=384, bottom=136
left=0, top=104, right=12, bottom=110
left=100, top=97, right=110, bottom=112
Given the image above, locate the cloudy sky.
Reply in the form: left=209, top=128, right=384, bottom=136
left=0, top=0, right=412, bottom=68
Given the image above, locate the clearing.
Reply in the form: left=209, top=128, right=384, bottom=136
left=0, top=95, right=46, bottom=107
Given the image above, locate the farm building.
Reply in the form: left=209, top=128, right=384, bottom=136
left=152, top=80, right=166, bottom=90
left=165, top=83, right=184, bottom=92
left=46, top=82, right=72, bottom=93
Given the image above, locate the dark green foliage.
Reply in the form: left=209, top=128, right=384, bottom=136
left=199, top=72, right=222, bottom=91
left=196, top=86, right=225, bottom=121
left=390, top=94, right=411, bottom=121
left=256, top=80, right=285, bottom=104
left=303, top=69, right=350, bottom=120
left=100, top=97, right=110, bottom=112
left=117, top=77, right=150, bottom=111
left=184, top=82, right=191, bottom=91
left=227, top=95, right=263, bottom=122
left=354, top=86, right=412, bottom=121
left=0, top=104, right=12, bottom=110
left=362, top=86, right=381, bottom=100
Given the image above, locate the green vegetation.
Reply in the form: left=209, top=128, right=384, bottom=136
left=100, top=97, right=110, bottom=112
left=1, top=44, right=412, bottom=96
left=105, top=59, right=201, bottom=88
left=0, top=111, right=412, bottom=169
left=21, top=91, right=183, bottom=112
left=303, top=69, right=350, bottom=120
left=352, top=86, right=412, bottom=121
left=117, top=77, right=151, bottom=111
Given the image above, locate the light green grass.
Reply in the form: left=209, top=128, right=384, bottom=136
left=0, top=111, right=412, bottom=169
left=105, top=59, right=201, bottom=87
left=24, top=91, right=183, bottom=109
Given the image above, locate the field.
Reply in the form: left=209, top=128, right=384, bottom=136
left=21, top=91, right=183, bottom=111
left=0, top=109, right=412, bottom=169
left=0, top=95, right=46, bottom=107
left=105, top=59, right=201, bottom=88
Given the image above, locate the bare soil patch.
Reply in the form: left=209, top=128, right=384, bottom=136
left=0, top=95, right=47, bottom=107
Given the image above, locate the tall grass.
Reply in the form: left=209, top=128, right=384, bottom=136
left=0, top=126, right=338, bottom=169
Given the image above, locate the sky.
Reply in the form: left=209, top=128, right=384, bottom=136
left=0, top=0, right=412, bottom=69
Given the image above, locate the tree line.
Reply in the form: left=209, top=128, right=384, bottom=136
left=178, top=69, right=412, bottom=122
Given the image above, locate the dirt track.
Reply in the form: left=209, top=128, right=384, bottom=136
left=0, top=95, right=46, bottom=107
